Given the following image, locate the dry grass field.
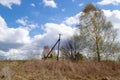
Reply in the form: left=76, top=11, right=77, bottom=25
left=0, top=60, right=120, bottom=80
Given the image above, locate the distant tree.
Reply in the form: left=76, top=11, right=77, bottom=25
left=62, top=36, right=78, bottom=60
left=42, top=45, right=56, bottom=59
left=78, top=4, right=119, bottom=61
left=62, top=34, right=86, bottom=60
left=42, top=46, right=50, bottom=58
left=60, top=46, right=70, bottom=59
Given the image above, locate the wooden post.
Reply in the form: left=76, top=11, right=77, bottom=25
left=57, top=34, right=61, bottom=61
left=45, top=34, right=61, bottom=60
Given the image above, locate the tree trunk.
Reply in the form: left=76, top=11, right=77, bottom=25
left=96, top=36, right=101, bottom=62
left=96, top=43, right=100, bottom=62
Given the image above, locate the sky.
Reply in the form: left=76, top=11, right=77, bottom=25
left=0, top=0, right=120, bottom=59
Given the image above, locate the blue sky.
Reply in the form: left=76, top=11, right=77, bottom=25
left=0, top=0, right=120, bottom=59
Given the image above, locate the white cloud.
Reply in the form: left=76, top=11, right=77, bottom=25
left=32, top=23, right=76, bottom=48
left=16, top=17, right=38, bottom=31
left=0, top=0, right=21, bottom=9
left=0, top=28, right=30, bottom=44
left=0, top=16, right=30, bottom=52
left=16, top=17, right=27, bottom=26
left=0, top=16, right=7, bottom=28
left=0, top=16, right=41, bottom=59
left=43, top=23, right=76, bottom=39
left=103, top=10, right=120, bottom=29
left=63, top=12, right=81, bottom=26
left=30, top=3, right=35, bottom=7
left=103, top=9, right=120, bottom=41
left=0, top=16, right=32, bottom=59
left=97, top=0, right=120, bottom=5
left=43, top=0, right=57, bottom=8
left=5, top=49, right=25, bottom=59
left=5, top=22, right=76, bottom=59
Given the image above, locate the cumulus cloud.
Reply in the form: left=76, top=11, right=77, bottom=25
left=0, top=16, right=30, bottom=53
left=0, top=16, right=42, bottom=59
left=9, top=22, right=76, bottom=59
left=0, top=0, right=21, bottom=9
left=103, top=10, right=120, bottom=29
left=97, top=0, right=120, bottom=5
left=32, top=23, right=76, bottom=49
left=0, top=16, right=7, bottom=28
left=63, top=12, right=81, bottom=26
left=16, top=17, right=38, bottom=31
left=43, top=0, right=57, bottom=8
left=5, top=49, right=25, bottom=59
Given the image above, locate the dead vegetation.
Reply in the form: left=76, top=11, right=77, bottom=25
left=0, top=60, right=120, bottom=80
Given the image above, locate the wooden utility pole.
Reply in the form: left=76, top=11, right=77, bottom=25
left=45, top=34, right=61, bottom=61
left=57, top=34, right=61, bottom=61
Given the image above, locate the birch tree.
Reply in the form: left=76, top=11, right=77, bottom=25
left=79, top=4, right=119, bottom=61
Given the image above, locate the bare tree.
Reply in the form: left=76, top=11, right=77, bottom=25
left=62, top=37, right=75, bottom=60
left=62, top=34, right=85, bottom=60
left=60, top=46, right=70, bottom=59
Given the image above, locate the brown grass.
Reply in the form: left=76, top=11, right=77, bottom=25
left=0, top=60, right=120, bottom=80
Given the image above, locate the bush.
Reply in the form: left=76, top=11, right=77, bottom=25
left=75, top=52, right=84, bottom=60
